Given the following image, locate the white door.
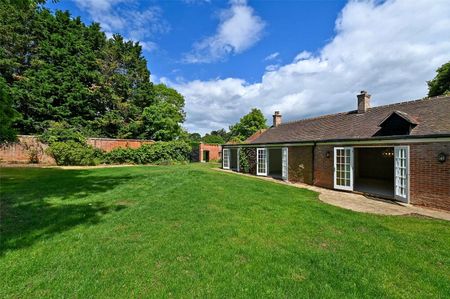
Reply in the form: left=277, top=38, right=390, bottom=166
left=223, top=148, right=230, bottom=169
left=282, top=147, right=288, bottom=181
left=394, top=146, right=409, bottom=203
left=334, top=147, right=354, bottom=191
left=257, top=148, right=267, bottom=176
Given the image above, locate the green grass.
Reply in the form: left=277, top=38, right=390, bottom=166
left=0, top=164, right=449, bottom=298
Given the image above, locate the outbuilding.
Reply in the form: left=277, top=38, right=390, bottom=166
left=222, top=92, right=450, bottom=211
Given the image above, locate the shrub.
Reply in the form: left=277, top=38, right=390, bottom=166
left=105, top=141, right=191, bottom=165
left=47, top=141, right=104, bottom=166
left=40, top=121, right=86, bottom=145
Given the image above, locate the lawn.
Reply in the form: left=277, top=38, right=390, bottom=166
left=0, top=164, right=449, bottom=298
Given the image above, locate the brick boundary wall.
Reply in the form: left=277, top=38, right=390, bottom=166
left=0, top=135, right=154, bottom=165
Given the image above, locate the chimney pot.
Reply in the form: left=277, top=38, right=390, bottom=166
left=357, top=91, right=371, bottom=113
left=273, top=111, right=282, bottom=127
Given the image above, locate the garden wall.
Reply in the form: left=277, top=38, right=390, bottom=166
left=0, top=135, right=154, bottom=165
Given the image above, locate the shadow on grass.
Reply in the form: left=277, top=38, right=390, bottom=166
left=0, top=167, right=133, bottom=255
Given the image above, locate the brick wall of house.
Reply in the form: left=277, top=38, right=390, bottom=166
left=288, top=146, right=313, bottom=184
left=313, top=145, right=334, bottom=189
left=409, top=142, right=450, bottom=210
left=0, top=135, right=154, bottom=165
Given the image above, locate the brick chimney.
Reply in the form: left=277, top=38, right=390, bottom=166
left=273, top=111, right=282, bottom=127
left=357, top=90, right=371, bottom=113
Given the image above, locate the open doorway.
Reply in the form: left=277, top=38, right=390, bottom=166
left=268, top=148, right=282, bottom=179
left=202, top=150, right=210, bottom=162
left=354, top=147, right=394, bottom=198
left=229, top=148, right=239, bottom=171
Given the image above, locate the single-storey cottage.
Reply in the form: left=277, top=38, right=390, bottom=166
left=222, top=92, right=450, bottom=211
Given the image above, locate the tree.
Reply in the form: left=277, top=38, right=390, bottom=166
left=0, top=78, right=19, bottom=142
left=428, top=61, right=450, bottom=97
left=188, top=133, right=202, bottom=142
left=140, top=84, right=185, bottom=141
left=229, top=108, right=267, bottom=141
left=202, top=134, right=224, bottom=144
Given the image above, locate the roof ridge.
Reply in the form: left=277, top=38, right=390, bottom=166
left=276, top=95, right=449, bottom=127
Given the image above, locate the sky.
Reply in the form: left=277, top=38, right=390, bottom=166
left=46, top=0, right=450, bottom=134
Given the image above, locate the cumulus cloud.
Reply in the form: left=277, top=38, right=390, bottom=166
left=73, top=0, right=169, bottom=51
left=169, top=0, right=450, bottom=134
left=183, top=0, right=266, bottom=63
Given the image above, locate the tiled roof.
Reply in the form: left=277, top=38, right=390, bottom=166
left=247, top=96, right=450, bottom=144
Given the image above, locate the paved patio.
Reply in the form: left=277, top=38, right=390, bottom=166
left=217, top=169, right=450, bottom=221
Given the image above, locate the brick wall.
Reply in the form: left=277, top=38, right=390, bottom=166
left=409, top=142, right=450, bottom=210
left=0, top=136, right=55, bottom=164
left=87, top=138, right=154, bottom=152
left=198, top=143, right=221, bottom=162
left=313, top=145, right=334, bottom=189
left=0, top=135, right=154, bottom=165
left=288, top=146, right=313, bottom=184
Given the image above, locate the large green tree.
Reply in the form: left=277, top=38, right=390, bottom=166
left=229, top=108, right=267, bottom=141
left=0, top=77, right=19, bottom=142
left=0, top=2, right=186, bottom=141
left=428, top=61, right=450, bottom=97
left=140, top=84, right=185, bottom=141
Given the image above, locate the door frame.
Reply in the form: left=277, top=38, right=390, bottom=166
left=223, top=148, right=230, bottom=169
left=394, top=145, right=410, bottom=203
left=333, top=147, right=354, bottom=191
left=256, top=147, right=268, bottom=176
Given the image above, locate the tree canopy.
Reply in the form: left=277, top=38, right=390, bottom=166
left=229, top=108, right=267, bottom=141
left=428, top=61, right=450, bottom=97
left=0, top=1, right=186, bottom=141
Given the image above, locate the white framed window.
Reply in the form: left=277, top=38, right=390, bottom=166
left=223, top=148, right=230, bottom=169
left=334, top=147, right=353, bottom=191
left=257, top=148, right=267, bottom=176
left=394, top=146, right=409, bottom=203
left=282, top=147, right=288, bottom=181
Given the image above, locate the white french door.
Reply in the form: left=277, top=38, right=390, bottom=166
left=223, top=148, right=230, bottom=169
left=394, top=146, right=409, bottom=203
left=334, top=147, right=354, bottom=191
left=282, top=147, right=288, bottom=181
left=257, top=148, right=267, bottom=176
left=237, top=148, right=240, bottom=172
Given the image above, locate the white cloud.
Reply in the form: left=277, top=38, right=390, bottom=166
left=167, top=0, right=450, bottom=134
left=183, top=0, right=266, bottom=63
left=73, top=0, right=169, bottom=51
left=264, top=52, right=279, bottom=61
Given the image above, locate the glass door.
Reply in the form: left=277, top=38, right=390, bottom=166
left=282, top=147, right=288, bottom=181
left=394, top=146, right=409, bottom=203
left=334, top=147, right=354, bottom=191
left=223, top=148, right=230, bottom=169
left=257, top=148, right=267, bottom=176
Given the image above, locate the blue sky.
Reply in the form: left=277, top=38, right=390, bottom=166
left=46, top=0, right=450, bottom=134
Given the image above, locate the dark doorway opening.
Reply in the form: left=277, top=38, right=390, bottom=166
left=268, top=148, right=282, bottom=179
left=203, top=150, right=210, bottom=162
left=230, top=148, right=238, bottom=171
left=354, top=147, right=394, bottom=199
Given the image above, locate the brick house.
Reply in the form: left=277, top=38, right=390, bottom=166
left=222, top=92, right=450, bottom=211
